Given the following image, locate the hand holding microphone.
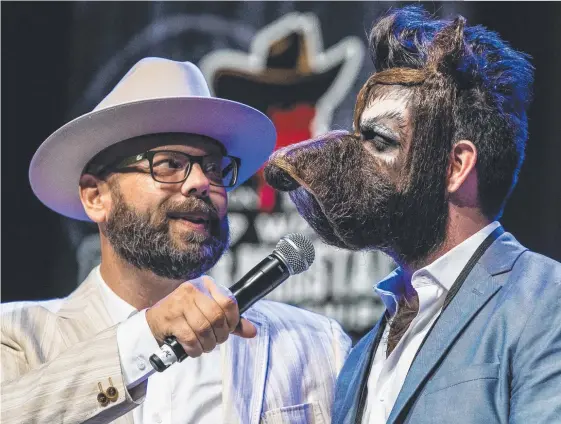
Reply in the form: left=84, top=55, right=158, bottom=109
left=147, top=233, right=315, bottom=372
left=145, top=276, right=257, bottom=359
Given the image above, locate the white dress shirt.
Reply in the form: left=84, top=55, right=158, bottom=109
left=96, top=268, right=223, bottom=424
left=362, top=221, right=501, bottom=424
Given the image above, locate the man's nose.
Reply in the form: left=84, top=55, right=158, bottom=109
left=180, top=163, right=210, bottom=197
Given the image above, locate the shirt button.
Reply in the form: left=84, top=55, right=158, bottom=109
left=136, top=358, right=146, bottom=370
left=153, top=413, right=162, bottom=423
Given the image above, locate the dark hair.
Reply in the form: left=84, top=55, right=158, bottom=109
left=355, top=6, right=534, bottom=219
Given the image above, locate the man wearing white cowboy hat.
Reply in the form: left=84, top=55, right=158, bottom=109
left=1, top=57, right=350, bottom=424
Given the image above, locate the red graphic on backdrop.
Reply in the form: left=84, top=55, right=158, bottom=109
left=257, top=103, right=316, bottom=211
left=269, top=104, right=316, bottom=148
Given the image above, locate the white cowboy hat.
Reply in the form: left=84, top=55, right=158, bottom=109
left=29, top=57, right=277, bottom=221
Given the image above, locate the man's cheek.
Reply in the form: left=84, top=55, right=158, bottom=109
left=207, top=192, right=226, bottom=215
left=362, top=153, right=404, bottom=186
left=217, top=203, right=228, bottom=221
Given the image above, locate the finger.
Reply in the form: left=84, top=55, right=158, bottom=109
left=202, top=276, right=240, bottom=334
left=188, top=276, right=213, bottom=297
left=171, top=318, right=204, bottom=357
left=176, top=281, right=217, bottom=352
left=232, top=317, right=257, bottom=339
left=182, top=302, right=218, bottom=353
left=191, top=285, right=231, bottom=345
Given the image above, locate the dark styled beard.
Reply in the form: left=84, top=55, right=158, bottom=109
left=104, top=187, right=229, bottom=281
left=266, top=132, right=448, bottom=266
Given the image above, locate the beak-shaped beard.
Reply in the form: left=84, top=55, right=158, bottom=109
left=265, top=131, right=397, bottom=251
left=264, top=130, right=449, bottom=264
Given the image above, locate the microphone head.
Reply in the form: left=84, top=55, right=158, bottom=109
left=274, top=233, right=315, bottom=275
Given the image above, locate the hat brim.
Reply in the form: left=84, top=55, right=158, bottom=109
left=29, top=97, right=277, bottom=221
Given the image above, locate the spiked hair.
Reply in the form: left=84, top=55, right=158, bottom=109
left=355, top=6, right=534, bottom=219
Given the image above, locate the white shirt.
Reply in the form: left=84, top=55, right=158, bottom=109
left=362, top=221, right=501, bottom=424
left=96, top=267, right=223, bottom=424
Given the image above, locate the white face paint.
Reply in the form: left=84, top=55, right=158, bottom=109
left=358, top=96, right=410, bottom=166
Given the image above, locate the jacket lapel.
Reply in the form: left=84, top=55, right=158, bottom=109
left=333, top=315, right=386, bottom=424
left=56, top=269, right=134, bottom=424
left=56, top=269, right=114, bottom=346
left=387, top=231, right=527, bottom=424
left=222, top=307, right=270, bottom=424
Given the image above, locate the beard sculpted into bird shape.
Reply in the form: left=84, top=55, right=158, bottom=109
left=265, top=5, right=533, bottom=270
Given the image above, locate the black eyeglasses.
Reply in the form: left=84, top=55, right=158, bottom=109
left=89, top=150, right=240, bottom=188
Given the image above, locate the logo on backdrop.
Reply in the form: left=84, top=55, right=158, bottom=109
left=200, top=12, right=364, bottom=213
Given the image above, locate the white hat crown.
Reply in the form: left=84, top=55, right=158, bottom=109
left=95, top=58, right=212, bottom=112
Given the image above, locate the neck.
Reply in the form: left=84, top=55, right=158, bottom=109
left=400, top=205, right=492, bottom=281
left=98, top=236, right=183, bottom=310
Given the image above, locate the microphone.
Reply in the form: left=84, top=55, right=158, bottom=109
left=149, top=233, right=315, bottom=372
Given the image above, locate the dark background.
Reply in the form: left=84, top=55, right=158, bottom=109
left=3, top=2, right=560, bottom=337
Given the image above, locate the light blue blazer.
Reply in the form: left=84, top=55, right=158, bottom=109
left=333, top=229, right=561, bottom=424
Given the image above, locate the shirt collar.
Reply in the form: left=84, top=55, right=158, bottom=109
left=375, top=221, right=501, bottom=313
left=375, top=269, right=404, bottom=316
left=419, top=221, right=501, bottom=291
left=94, top=265, right=137, bottom=325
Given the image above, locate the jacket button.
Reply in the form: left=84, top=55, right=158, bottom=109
left=97, top=382, right=109, bottom=407
left=106, top=377, right=119, bottom=402
left=97, top=392, right=109, bottom=407
left=106, top=386, right=118, bottom=401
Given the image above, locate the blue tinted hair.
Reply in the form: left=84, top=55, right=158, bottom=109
left=356, top=5, right=534, bottom=219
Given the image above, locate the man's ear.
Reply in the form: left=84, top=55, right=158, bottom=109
left=447, top=140, right=478, bottom=195
left=79, top=174, right=112, bottom=223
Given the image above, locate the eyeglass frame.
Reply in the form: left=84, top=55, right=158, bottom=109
left=85, top=149, right=241, bottom=188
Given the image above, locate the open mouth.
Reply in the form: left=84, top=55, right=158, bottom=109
left=168, top=213, right=210, bottom=227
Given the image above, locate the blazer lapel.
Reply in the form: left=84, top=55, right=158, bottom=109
left=56, top=269, right=114, bottom=345
left=222, top=307, right=270, bottom=424
left=56, top=269, right=134, bottom=424
left=333, top=315, right=386, bottom=424
left=387, top=231, right=527, bottom=424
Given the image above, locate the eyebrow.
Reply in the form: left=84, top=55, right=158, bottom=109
left=150, top=144, right=226, bottom=156
left=359, top=111, right=406, bottom=142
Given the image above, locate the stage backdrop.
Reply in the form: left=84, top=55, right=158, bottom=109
left=3, top=2, right=561, bottom=341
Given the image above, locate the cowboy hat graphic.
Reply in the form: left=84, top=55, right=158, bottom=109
left=200, top=13, right=364, bottom=212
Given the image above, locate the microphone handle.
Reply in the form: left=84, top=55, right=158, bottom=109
left=149, top=253, right=290, bottom=372
left=229, top=253, right=290, bottom=312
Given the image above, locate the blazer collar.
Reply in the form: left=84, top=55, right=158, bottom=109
left=478, top=230, right=528, bottom=276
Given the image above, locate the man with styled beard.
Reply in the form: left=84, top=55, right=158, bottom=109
left=265, top=6, right=561, bottom=424
left=1, top=58, right=350, bottom=424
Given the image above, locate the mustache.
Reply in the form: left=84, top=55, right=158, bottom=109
left=161, top=197, right=220, bottom=221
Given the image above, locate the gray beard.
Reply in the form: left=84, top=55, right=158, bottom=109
left=105, top=190, right=229, bottom=281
